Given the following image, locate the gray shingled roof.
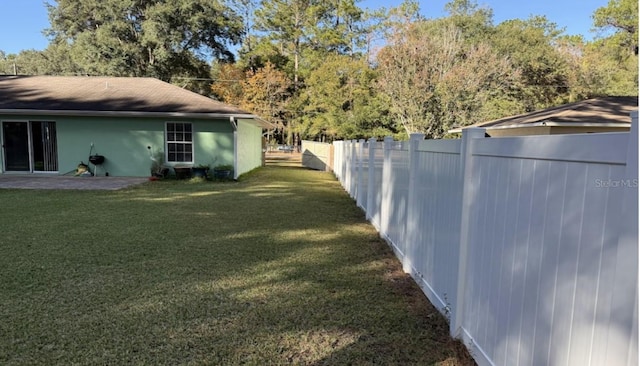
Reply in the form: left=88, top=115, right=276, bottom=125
left=471, top=96, right=638, bottom=130
left=0, top=75, right=253, bottom=116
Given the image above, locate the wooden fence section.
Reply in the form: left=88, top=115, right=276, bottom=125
left=332, top=111, right=638, bottom=366
left=301, top=140, right=333, bottom=171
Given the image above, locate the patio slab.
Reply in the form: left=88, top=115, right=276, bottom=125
left=0, top=175, right=149, bottom=190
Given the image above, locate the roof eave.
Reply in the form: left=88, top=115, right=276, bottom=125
left=529, top=121, right=631, bottom=128
left=448, top=121, right=631, bottom=134
left=236, top=116, right=275, bottom=129
left=0, top=108, right=264, bottom=122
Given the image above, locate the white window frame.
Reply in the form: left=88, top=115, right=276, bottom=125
left=165, top=122, right=194, bottom=163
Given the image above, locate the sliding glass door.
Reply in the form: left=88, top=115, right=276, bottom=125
left=31, top=121, right=58, bottom=172
left=2, top=121, right=58, bottom=172
left=2, top=122, right=30, bottom=171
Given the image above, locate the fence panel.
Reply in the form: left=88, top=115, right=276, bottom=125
left=367, top=140, right=384, bottom=231
left=381, top=139, right=409, bottom=259
left=458, top=131, right=633, bottom=366
left=356, top=140, right=369, bottom=211
left=341, top=141, right=354, bottom=197
left=301, top=140, right=332, bottom=171
left=331, top=114, right=637, bottom=366
left=333, top=141, right=345, bottom=185
left=405, top=138, right=463, bottom=313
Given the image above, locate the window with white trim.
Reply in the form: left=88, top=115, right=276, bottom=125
left=166, top=122, right=193, bottom=163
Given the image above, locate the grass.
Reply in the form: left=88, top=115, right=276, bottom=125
left=0, top=164, right=474, bottom=365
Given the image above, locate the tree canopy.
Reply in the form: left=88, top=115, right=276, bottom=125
left=0, top=0, right=637, bottom=142
left=593, top=0, right=638, bottom=54
left=43, top=0, right=244, bottom=86
left=377, top=20, right=520, bottom=138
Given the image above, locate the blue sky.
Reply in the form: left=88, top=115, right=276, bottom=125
left=0, top=0, right=609, bottom=55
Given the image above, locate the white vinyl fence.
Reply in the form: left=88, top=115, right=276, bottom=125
left=332, top=111, right=638, bottom=366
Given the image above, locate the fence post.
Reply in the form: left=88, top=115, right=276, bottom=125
left=350, top=140, right=359, bottom=198
left=357, top=139, right=365, bottom=205
left=605, top=111, right=638, bottom=364
left=404, top=133, right=425, bottom=273
left=340, top=141, right=347, bottom=184
left=328, top=143, right=334, bottom=172
left=366, top=137, right=377, bottom=221
left=339, top=141, right=345, bottom=183
left=452, top=127, right=486, bottom=337
left=337, top=142, right=342, bottom=179
left=381, top=136, right=394, bottom=241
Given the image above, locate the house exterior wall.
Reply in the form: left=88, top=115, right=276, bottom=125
left=56, top=116, right=165, bottom=177
left=486, top=126, right=551, bottom=137
left=0, top=114, right=235, bottom=177
left=235, top=119, right=263, bottom=177
left=191, top=119, right=235, bottom=170
left=549, top=126, right=630, bottom=134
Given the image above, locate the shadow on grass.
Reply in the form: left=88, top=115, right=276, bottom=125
left=0, top=164, right=475, bottom=365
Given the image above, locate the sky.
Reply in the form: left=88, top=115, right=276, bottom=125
left=0, top=0, right=610, bottom=55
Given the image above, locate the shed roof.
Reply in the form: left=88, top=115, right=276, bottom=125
left=0, top=75, right=272, bottom=128
left=451, top=96, right=638, bottom=133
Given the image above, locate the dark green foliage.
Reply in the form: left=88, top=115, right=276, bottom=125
left=43, top=0, right=244, bottom=86
left=589, top=0, right=639, bottom=96
left=490, top=16, right=571, bottom=111
left=592, top=0, right=638, bottom=54
left=300, top=54, right=397, bottom=141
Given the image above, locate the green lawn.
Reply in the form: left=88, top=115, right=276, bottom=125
left=0, top=165, right=473, bottom=365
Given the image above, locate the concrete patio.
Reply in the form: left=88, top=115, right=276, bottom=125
left=0, top=175, right=149, bottom=190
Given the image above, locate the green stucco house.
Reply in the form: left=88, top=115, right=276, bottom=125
left=0, top=75, right=272, bottom=178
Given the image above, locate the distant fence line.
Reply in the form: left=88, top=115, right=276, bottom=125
left=331, top=112, right=638, bottom=366
left=301, top=140, right=334, bottom=172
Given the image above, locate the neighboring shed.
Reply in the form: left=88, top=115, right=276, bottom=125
left=449, top=96, right=638, bottom=137
left=0, top=76, right=272, bottom=178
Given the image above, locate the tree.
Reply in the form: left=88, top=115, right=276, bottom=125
left=436, top=42, right=523, bottom=128
left=250, top=0, right=371, bottom=144
left=308, top=0, right=366, bottom=56
left=0, top=41, right=81, bottom=76
left=555, top=0, right=639, bottom=99
left=210, top=62, right=246, bottom=106
left=253, top=0, right=367, bottom=84
left=555, top=36, right=606, bottom=100
left=376, top=19, right=519, bottom=138
left=300, top=54, right=395, bottom=141
left=233, top=0, right=257, bottom=53
left=592, top=0, right=638, bottom=55
left=46, top=0, right=244, bottom=85
left=444, top=0, right=494, bottom=43
left=254, top=0, right=314, bottom=87
left=491, top=16, right=570, bottom=110
left=240, top=62, right=293, bottom=143
left=589, top=0, right=638, bottom=95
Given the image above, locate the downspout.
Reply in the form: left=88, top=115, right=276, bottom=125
left=230, top=116, right=238, bottom=180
